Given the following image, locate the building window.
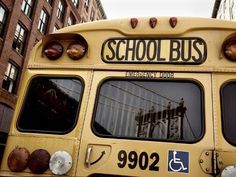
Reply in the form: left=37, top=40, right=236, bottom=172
left=93, top=79, right=203, bottom=142
left=53, top=25, right=59, bottom=32
left=46, top=0, right=53, bottom=6
left=12, top=23, right=27, bottom=55
left=0, top=4, right=7, bottom=38
left=57, top=0, right=65, bottom=22
left=90, top=10, right=94, bottom=21
left=38, top=9, right=49, bottom=34
left=21, top=0, right=34, bottom=18
left=84, top=0, right=89, bottom=12
left=72, top=0, right=79, bottom=7
left=67, top=14, right=75, bottom=26
left=2, top=62, right=18, bottom=93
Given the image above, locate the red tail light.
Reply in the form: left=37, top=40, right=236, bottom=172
left=43, top=41, right=63, bottom=60
left=28, top=149, right=50, bottom=174
left=7, top=147, right=30, bottom=172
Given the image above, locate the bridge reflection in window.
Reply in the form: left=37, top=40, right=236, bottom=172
left=93, top=80, right=203, bottom=142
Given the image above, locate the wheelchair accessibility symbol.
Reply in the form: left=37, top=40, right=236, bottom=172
left=168, top=150, right=189, bottom=173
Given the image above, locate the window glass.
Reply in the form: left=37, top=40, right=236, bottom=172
left=38, top=9, right=48, bottom=34
left=57, top=0, right=65, bottom=22
left=93, top=79, right=203, bottom=142
left=67, top=14, right=75, bottom=26
left=12, top=23, right=27, bottom=55
left=0, top=4, right=7, bottom=37
left=21, top=0, right=34, bottom=18
left=46, top=0, right=53, bottom=6
left=221, top=81, right=236, bottom=145
left=17, top=77, right=83, bottom=134
left=72, top=0, right=79, bottom=7
left=2, top=62, right=18, bottom=93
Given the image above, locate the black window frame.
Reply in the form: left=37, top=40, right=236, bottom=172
left=17, top=76, right=84, bottom=134
left=12, top=22, right=27, bottom=55
left=0, top=3, right=8, bottom=38
left=21, top=0, right=34, bottom=18
left=92, top=78, right=205, bottom=144
left=220, top=80, right=236, bottom=146
left=38, top=9, right=49, bottom=34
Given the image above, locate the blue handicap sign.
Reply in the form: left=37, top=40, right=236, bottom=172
left=168, top=150, right=189, bottom=173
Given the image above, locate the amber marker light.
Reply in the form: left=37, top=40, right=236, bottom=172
left=43, top=41, right=63, bottom=60
left=223, top=38, right=236, bottom=61
left=66, top=40, right=88, bottom=60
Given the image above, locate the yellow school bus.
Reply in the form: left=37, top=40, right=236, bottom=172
left=1, top=17, right=236, bottom=177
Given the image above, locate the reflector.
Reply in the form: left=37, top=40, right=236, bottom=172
left=7, top=147, right=30, bottom=172
left=49, top=150, right=72, bottom=175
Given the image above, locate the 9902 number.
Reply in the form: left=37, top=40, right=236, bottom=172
left=117, top=150, right=159, bottom=171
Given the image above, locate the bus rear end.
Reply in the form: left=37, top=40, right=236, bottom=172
left=1, top=17, right=236, bottom=177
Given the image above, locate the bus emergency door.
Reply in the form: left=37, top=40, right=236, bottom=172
left=76, top=71, right=214, bottom=177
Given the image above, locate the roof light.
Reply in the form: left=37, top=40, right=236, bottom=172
left=66, top=40, right=88, bottom=60
left=28, top=149, right=50, bottom=174
left=223, top=38, right=236, bottom=61
left=149, top=17, right=157, bottom=28
left=49, top=150, right=72, bottom=175
left=43, top=41, right=63, bottom=60
left=169, top=17, right=177, bottom=28
left=130, top=18, right=138, bottom=29
left=7, top=147, right=30, bottom=172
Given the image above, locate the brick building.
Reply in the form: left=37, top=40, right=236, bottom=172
left=212, top=0, right=236, bottom=20
left=0, top=0, right=106, bottom=134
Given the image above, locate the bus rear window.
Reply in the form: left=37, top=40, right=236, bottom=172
left=17, top=77, right=83, bottom=134
left=221, top=81, right=236, bottom=146
left=93, top=79, right=203, bottom=142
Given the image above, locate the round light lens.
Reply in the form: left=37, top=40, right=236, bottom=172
left=43, top=41, right=63, bottom=60
left=49, top=151, right=72, bottom=175
left=221, top=165, right=236, bottom=177
left=223, top=38, right=236, bottom=61
left=28, top=149, right=50, bottom=174
left=7, top=147, right=30, bottom=172
left=66, top=41, right=88, bottom=60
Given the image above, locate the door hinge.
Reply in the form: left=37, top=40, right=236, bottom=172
left=199, top=150, right=223, bottom=176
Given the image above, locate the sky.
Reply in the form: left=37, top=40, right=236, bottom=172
left=100, top=0, right=216, bottom=19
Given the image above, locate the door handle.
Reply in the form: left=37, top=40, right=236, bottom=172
left=85, top=146, right=93, bottom=167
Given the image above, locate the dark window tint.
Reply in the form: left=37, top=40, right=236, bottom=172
left=93, top=80, right=203, bottom=142
left=221, top=81, right=236, bottom=145
left=17, top=77, right=83, bottom=134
